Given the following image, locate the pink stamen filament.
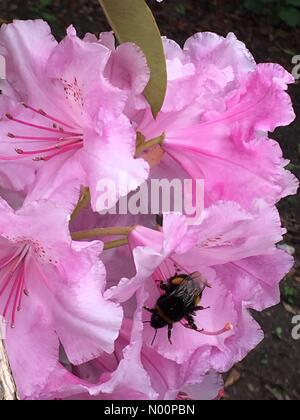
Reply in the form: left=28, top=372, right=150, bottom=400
left=0, top=245, right=29, bottom=326
left=3, top=104, right=85, bottom=162
left=6, top=113, right=81, bottom=137
left=38, top=142, right=83, bottom=161
left=8, top=134, right=75, bottom=142
left=0, top=248, right=26, bottom=271
left=181, top=320, right=234, bottom=336
left=11, top=270, right=25, bottom=328
left=22, top=103, right=76, bottom=130
left=0, top=154, right=26, bottom=161
left=0, top=246, right=29, bottom=296
left=3, top=272, right=20, bottom=321
left=16, top=139, right=83, bottom=156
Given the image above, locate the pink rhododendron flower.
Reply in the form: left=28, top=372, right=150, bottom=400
left=0, top=14, right=296, bottom=401
left=132, top=33, right=298, bottom=208
left=0, top=20, right=149, bottom=210
left=0, top=197, right=122, bottom=399
left=20, top=202, right=292, bottom=400
left=22, top=289, right=224, bottom=401
left=105, top=205, right=292, bottom=369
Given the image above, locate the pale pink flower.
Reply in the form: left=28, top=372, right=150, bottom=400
left=0, top=20, right=149, bottom=210
left=16, top=201, right=292, bottom=400
left=132, top=33, right=298, bottom=208
left=0, top=197, right=123, bottom=399
left=25, top=290, right=224, bottom=401
left=105, top=204, right=293, bottom=370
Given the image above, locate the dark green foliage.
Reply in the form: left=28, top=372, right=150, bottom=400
left=30, top=0, right=57, bottom=24
left=244, top=0, right=300, bottom=27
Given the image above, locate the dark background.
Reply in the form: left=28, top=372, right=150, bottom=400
left=0, top=0, right=299, bottom=401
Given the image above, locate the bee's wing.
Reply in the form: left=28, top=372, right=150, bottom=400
left=190, top=272, right=211, bottom=291
left=172, top=279, right=203, bottom=309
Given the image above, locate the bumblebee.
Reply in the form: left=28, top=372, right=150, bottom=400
left=144, top=272, right=209, bottom=345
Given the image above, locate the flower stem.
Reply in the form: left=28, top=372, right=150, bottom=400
left=71, top=226, right=135, bottom=241
left=103, top=238, right=129, bottom=251
left=135, top=134, right=165, bottom=157
left=70, top=187, right=91, bottom=221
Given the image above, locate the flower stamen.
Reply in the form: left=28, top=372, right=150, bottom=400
left=0, top=244, right=30, bottom=327
left=21, top=103, right=76, bottom=130
left=35, top=142, right=83, bottom=161
left=15, top=139, right=83, bottom=156
left=3, top=106, right=85, bottom=161
left=5, top=113, right=81, bottom=137
left=181, top=321, right=233, bottom=336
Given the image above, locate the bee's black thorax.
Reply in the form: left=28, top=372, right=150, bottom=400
left=144, top=271, right=208, bottom=344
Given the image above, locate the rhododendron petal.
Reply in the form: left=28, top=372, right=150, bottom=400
left=133, top=34, right=297, bottom=208
left=0, top=199, right=123, bottom=398
left=24, top=154, right=83, bottom=212
left=93, top=290, right=157, bottom=400
left=0, top=162, right=37, bottom=192
left=184, top=32, right=256, bottom=82
left=99, top=31, right=116, bottom=50
left=0, top=20, right=57, bottom=106
left=40, top=256, right=123, bottom=364
left=0, top=21, right=150, bottom=210
left=180, top=372, right=224, bottom=400
left=105, top=213, right=187, bottom=302
left=80, top=121, right=149, bottom=212
left=215, top=249, right=294, bottom=311
left=178, top=200, right=284, bottom=262
left=104, top=42, right=150, bottom=95
left=224, top=63, right=295, bottom=133
left=32, top=295, right=224, bottom=400
left=46, top=25, right=126, bottom=122
left=164, top=134, right=298, bottom=207
left=5, top=297, right=60, bottom=400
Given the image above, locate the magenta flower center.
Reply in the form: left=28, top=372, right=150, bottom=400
left=5, top=103, right=84, bottom=161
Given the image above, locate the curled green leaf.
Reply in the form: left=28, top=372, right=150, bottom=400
left=99, top=0, right=167, bottom=117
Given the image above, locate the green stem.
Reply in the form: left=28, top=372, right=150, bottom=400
left=70, top=187, right=91, bottom=221
left=103, top=238, right=129, bottom=251
left=71, top=226, right=135, bottom=241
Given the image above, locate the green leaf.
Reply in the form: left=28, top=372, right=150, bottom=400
left=274, top=327, right=283, bottom=339
left=279, top=6, right=300, bottom=27
left=99, top=0, right=167, bottom=117
left=175, top=4, right=187, bottom=16
left=38, top=0, right=53, bottom=7
left=287, top=0, right=300, bottom=8
left=244, top=0, right=264, bottom=14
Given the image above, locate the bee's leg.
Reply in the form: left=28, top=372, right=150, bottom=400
left=143, top=306, right=155, bottom=314
left=160, top=281, right=170, bottom=292
left=167, top=324, right=173, bottom=344
left=194, top=305, right=210, bottom=311
left=185, top=314, right=198, bottom=331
